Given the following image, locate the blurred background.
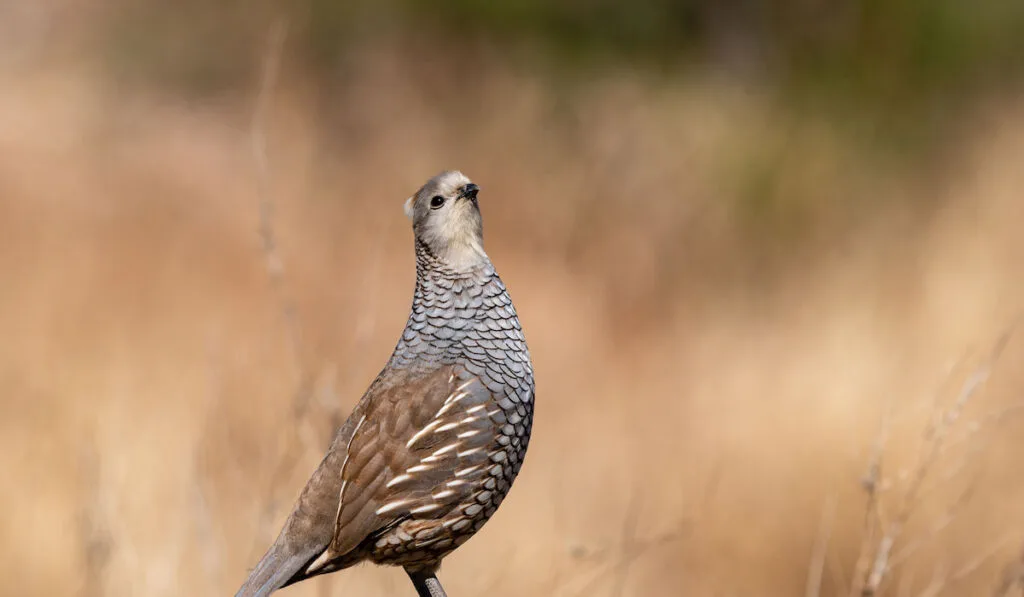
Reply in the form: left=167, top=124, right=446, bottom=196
left=3, top=1, right=1024, bottom=596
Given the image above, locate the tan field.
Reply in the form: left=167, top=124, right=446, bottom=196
left=3, top=14, right=1024, bottom=597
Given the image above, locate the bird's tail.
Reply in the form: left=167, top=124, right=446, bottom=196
left=234, top=540, right=323, bottom=597
left=235, top=415, right=354, bottom=596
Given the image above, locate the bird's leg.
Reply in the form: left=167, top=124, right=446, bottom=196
left=406, top=568, right=448, bottom=597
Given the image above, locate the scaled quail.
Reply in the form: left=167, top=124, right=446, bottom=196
left=235, top=171, right=535, bottom=597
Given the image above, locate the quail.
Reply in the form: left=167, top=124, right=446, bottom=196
left=235, top=171, right=535, bottom=597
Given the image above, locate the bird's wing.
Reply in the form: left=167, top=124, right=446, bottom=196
left=306, top=363, right=499, bottom=571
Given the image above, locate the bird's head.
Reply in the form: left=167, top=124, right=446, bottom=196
left=404, top=170, right=487, bottom=270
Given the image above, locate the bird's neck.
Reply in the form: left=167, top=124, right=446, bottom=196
left=387, top=242, right=503, bottom=370
left=413, top=240, right=493, bottom=290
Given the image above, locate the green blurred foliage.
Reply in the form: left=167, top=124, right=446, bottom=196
left=104, top=0, right=1024, bottom=99
left=96, top=0, right=1024, bottom=237
left=309, top=0, right=1024, bottom=97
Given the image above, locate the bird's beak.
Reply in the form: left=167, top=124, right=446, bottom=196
left=458, top=183, right=480, bottom=202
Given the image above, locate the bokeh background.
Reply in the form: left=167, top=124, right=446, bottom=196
left=3, top=1, right=1024, bottom=596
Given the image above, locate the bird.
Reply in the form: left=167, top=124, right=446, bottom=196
left=235, top=170, right=535, bottom=597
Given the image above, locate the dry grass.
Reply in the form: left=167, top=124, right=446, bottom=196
left=3, top=22, right=1024, bottom=597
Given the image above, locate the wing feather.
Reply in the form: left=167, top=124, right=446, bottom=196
left=314, top=364, right=497, bottom=565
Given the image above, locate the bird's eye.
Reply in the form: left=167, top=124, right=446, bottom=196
left=430, top=195, right=445, bottom=208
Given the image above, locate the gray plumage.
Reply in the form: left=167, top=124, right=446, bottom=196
left=235, top=171, right=534, bottom=597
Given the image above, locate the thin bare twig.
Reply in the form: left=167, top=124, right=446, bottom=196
left=849, top=393, right=894, bottom=597
left=917, top=533, right=1017, bottom=597
left=856, top=330, right=1012, bottom=596
left=889, top=473, right=980, bottom=568
left=246, top=15, right=326, bottom=560
left=938, top=400, right=1024, bottom=461
left=251, top=16, right=305, bottom=388
left=806, top=492, right=838, bottom=597
left=949, top=533, right=1018, bottom=584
